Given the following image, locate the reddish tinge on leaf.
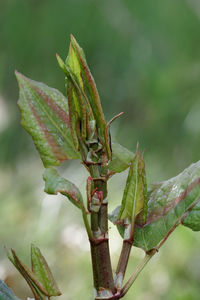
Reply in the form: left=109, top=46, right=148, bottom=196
left=16, top=71, right=80, bottom=167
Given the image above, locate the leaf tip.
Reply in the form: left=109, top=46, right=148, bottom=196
left=15, top=70, right=26, bottom=79
left=70, top=33, right=75, bottom=41
left=56, top=53, right=66, bottom=71
left=70, top=34, right=82, bottom=54
left=14, top=69, right=19, bottom=76
left=15, top=70, right=23, bottom=83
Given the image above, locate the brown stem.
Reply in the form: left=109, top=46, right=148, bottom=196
left=115, top=241, right=132, bottom=289
left=89, top=168, right=115, bottom=296
left=115, top=223, right=134, bottom=290
left=90, top=238, right=115, bottom=293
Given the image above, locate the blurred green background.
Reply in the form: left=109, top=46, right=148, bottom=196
left=1, top=0, right=200, bottom=299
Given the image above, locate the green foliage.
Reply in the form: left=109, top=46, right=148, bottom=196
left=117, top=148, right=147, bottom=223
left=57, top=35, right=111, bottom=161
left=70, top=35, right=111, bottom=160
left=0, top=280, right=19, bottom=300
left=1, top=1, right=200, bottom=299
left=107, top=142, right=134, bottom=173
left=43, top=168, right=84, bottom=210
left=7, top=246, right=61, bottom=300
left=13, top=35, right=200, bottom=299
left=110, top=160, right=200, bottom=251
left=31, top=244, right=61, bottom=297
left=16, top=71, right=80, bottom=167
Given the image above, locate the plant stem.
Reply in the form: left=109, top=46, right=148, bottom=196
left=82, top=211, right=93, bottom=241
left=89, top=166, right=115, bottom=296
left=115, top=222, right=134, bottom=290
left=90, top=238, right=115, bottom=294
left=120, top=251, right=155, bottom=298
left=115, top=241, right=132, bottom=290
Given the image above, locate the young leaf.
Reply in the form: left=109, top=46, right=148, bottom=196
left=65, top=47, right=88, bottom=140
left=7, top=249, right=49, bottom=299
left=66, top=43, right=83, bottom=87
left=7, top=246, right=61, bottom=300
left=70, top=35, right=111, bottom=160
left=43, top=168, right=84, bottom=210
left=110, top=160, right=200, bottom=251
left=107, top=142, right=134, bottom=174
left=57, top=50, right=95, bottom=152
left=0, top=280, right=20, bottom=300
left=118, top=149, right=147, bottom=221
left=31, top=244, right=61, bottom=297
left=16, top=71, right=80, bottom=167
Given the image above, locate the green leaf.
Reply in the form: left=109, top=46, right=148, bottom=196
left=0, top=280, right=20, bottom=300
left=117, top=149, right=147, bottom=223
left=16, top=71, right=80, bottom=167
left=108, top=142, right=134, bottom=173
left=110, top=161, right=200, bottom=251
left=43, top=168, right=84, bottom=210
left=31, top=244, right=61, bottom=297
left=183, top=202, right=200, bottom=231
left=7, top=249, right=48, bottom=299
left=70, top=35, right=111, bottom=160
left=65, top=46, right=88, bottom=140
left=57, top=48, right=96, bottom=152
left=7, top=246, right=61, bottom=300
left=66, top=42, right=84, bottom=90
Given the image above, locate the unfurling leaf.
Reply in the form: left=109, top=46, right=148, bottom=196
left=8, top=250, right=50, bottom=300
left=43, top=168, right=84, bottom=210
left=65, top=45, right=88, bottom=141
left=70, top=35, right=111, bottom=158
left=16, top=71, right=80, bottom=167
left=57, top=35, right=111, bottom=160
left=7, top=247, right=61, bottom=300
left=31, top=244, right=61, bottom=297
left=8, top=249, right=46, bottom=293
left=117, top=148, right=147, bottom=224
left=110, top=161, right=200, bottom=251
left=0, top=280, right=20, bottom=300
left=108, top=142, right=134, bottom=173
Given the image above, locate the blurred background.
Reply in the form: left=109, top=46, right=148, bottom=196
left=1, top=0, right=200, bottom=299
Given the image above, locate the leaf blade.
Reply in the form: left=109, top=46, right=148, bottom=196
left=31, top=244, right=61, bottom=297
left=7, top=249, right=49, bottom=299
left=110, top=161, right=200, bottom=251
left=16, top=71, right=80, bottom=167
left=117, top=149, right=147, bottom=223
left=108, top=142, right=134, bottom=174
left=43, top=168, right=84, bottom=210
left=70, top=35, right=111, bottom=159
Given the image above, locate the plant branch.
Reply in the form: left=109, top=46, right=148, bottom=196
left=120, top=198, right=200, bottom=298
left=115, top=220, right=135, bottom=289
left=120, top=251, right=155, bottom=298
left=115, top=239, right=132, bottom=291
